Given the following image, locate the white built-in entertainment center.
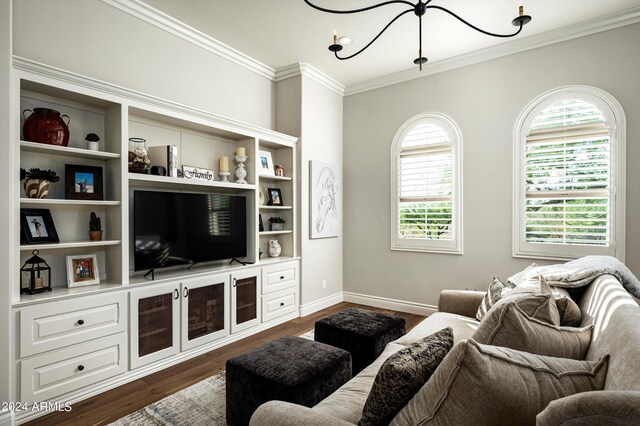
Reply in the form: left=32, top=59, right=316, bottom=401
left=10, top=60, right=299, bottom=423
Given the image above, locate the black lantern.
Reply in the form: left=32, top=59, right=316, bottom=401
left=20, top=250, right=52, bottom=295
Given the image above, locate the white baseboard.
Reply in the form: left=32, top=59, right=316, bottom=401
left=299, top=292, right=344, bottom=317
left=0, top=411, right=14, bottom=426
left=343, top=292, right=437, bottom=316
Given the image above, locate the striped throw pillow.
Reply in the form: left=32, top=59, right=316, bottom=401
left=475, top=276, right=515, bottom=321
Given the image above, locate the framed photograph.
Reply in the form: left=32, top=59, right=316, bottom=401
left=259, top=214, right=264, bottom=232
left=65, top=164, right=104, bottom=200
left=310, top=161, right=341, bottom=239
left=66, top=254, right=100, bottom=287
left=258, top=150, right=275, bottom=176
left=20, top=208, right=59, bottom=244
left=267, top=188, right=283, bottom=206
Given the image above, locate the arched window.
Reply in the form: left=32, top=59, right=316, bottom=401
left=513, top=86, right=626, bottom=260
left=391, top=113, right=462, bottom=254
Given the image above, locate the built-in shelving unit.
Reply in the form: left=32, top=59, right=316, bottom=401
left=10, top=65, right=299, bottom=424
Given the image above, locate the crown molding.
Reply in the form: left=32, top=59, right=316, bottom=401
left=101, top=0, right=275, bottom=80
left=275, top=63, right=345, bottom=96
left=345, top=7, right=640, bottom=96
left=13, top=56, right=297, bottom=145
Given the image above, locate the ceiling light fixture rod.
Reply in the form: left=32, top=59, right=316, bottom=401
left=304, top=0, right=532, bottom=69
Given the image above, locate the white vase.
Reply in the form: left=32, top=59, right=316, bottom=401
left=268, top=240, right=281, bottom=257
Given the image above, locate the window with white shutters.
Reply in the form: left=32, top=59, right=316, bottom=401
left=391, top=113, right=462, bottom=254
left=514, top=87, right=626, bottom=260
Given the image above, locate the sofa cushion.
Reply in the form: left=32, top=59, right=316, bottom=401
left=577, top=274, right=640, bottom=391
left=390, top=340, right=609, bottom=426
left=312, top=342, right=406, bottom=424
left=359, top=328, right=453, bottom=426
left=536, top=390, right=640, bottom=426
left=395, top=312, right=478, bottom=346
left=472, top=302, right=592, bottom=359
left=475, top=276, right=515, bottom=321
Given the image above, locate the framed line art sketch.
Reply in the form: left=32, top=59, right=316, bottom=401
left=65, top=164, right=104, bottom=200
left=66, top=254, right=100, bottom=287
left=310, top=160, right=341, bottom=239
left=258, top=150, right=275, bottom=175
left=20, top=208, right=60, bottom=244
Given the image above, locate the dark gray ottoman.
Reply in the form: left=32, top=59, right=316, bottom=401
left=225, top=335, right=351, bottom=426
left=315, top=307, right=406, bottom=375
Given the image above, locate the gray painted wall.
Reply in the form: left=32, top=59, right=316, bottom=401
left=276, top=75, right=344, bottom=306
left=13, top=0, right=274, bottom=129
left=343, top=24, right=640, bottom=307
left=0, top=0, right=12, bottom=420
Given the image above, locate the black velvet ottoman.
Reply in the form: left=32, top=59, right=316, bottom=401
left=225, top=335, right=351, bottom=426
left=315, top=307, right=406, bottom=375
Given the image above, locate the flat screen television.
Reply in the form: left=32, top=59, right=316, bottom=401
left=133, top=190, right=247, bottom=271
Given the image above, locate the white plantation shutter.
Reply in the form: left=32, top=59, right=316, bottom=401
left=391, top=114, right=462, bottom=253
left=398, top=124, right=453, bottom=240
left=524, top=100, right=610, bottom=246
left=514, top=87, right=626, bottom=261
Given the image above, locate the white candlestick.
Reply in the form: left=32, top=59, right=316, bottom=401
left=236, top=147, right=246, bottom=156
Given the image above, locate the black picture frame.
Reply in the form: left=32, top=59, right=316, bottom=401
left=259, top=214, right=264, bottom=232
left=267, top=188, right=283, bottom=206
left=20, top=208, right=59, bottom=244
left=65, top=164, right=104, bottom=200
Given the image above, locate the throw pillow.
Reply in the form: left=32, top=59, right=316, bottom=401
left=390, top=339, right=609, bottom=426
left=475, top=276, right=515, bottom=321
left=495, top=288, right=561, bottom=326
left=472, top=301, right=592, bottom=359
left=358, top=327, right=454, bottom=426
left=550, top=286, right=582, bottom=326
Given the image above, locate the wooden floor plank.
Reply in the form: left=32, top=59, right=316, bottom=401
left=25, top=302, right=426, bottom=426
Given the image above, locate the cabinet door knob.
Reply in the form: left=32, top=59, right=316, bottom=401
left=280, top=276, right=285, bottom=280
left=77, top=319, right=85, bottom=325
left=280, top=302, right=285, bottom=306
left=77, top=365, right=85, bottom=371
left=174, top=289, right=179, bottom=300
left=183, top=287, right=189, bottom=298
left=233, top=278, right=237, bottom=287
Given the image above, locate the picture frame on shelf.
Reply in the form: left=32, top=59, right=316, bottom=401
left=20, top=208, right=60, bottom=244
left=259, top=214, right=264, bottom=232
left=267, top=188, right=283, bottom=206
left=258, top=150, right=275, bottom=176
left=65, top=164, right=104, bottom=200
left=66, top=254, right=100, bottom=288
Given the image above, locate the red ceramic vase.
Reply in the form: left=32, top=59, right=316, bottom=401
left=23, top=108, right=70, bottom=146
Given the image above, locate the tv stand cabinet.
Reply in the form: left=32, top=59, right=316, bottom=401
left=10, top=62, right=299, bottom=424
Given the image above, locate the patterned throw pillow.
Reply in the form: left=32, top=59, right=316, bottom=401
left=358, top=327, right=454, bottom=426
left=475, top=276, right=515, bottom=321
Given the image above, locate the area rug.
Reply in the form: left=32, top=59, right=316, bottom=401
left=110, top=329, right=315, bottom=426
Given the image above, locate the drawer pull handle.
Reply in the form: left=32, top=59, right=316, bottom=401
left=280, top=302, right=285, bottom=306
left=280, top=276, right=285, bottom=280
left=77, top=365, right=85, bottom=371
left=77, top=319, right=85, bottom=325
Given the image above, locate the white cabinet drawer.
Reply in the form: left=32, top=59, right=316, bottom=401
left=20, top=333, right=128, bottom=402
left=20, top=292, right=128, bottom=357
left=262, top=261, right=298, bottom=294
left=262, top=289, right=298, bottom=323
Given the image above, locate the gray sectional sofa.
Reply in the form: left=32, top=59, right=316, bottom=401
left=250, top=274, right=640, bottom=425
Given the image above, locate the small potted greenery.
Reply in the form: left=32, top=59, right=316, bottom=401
left=89, top=211, right=103, bottom=241
left=268, top=216, right=285, bottom=231
left=20, top=167, right=60, bottom=199
left=85, top=133, right=100, bottom=151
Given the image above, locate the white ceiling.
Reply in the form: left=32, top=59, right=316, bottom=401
left=144, top=0, right=640, bottom=86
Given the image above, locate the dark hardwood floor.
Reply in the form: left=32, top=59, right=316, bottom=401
left=25, top=302, right=426, bottom=426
